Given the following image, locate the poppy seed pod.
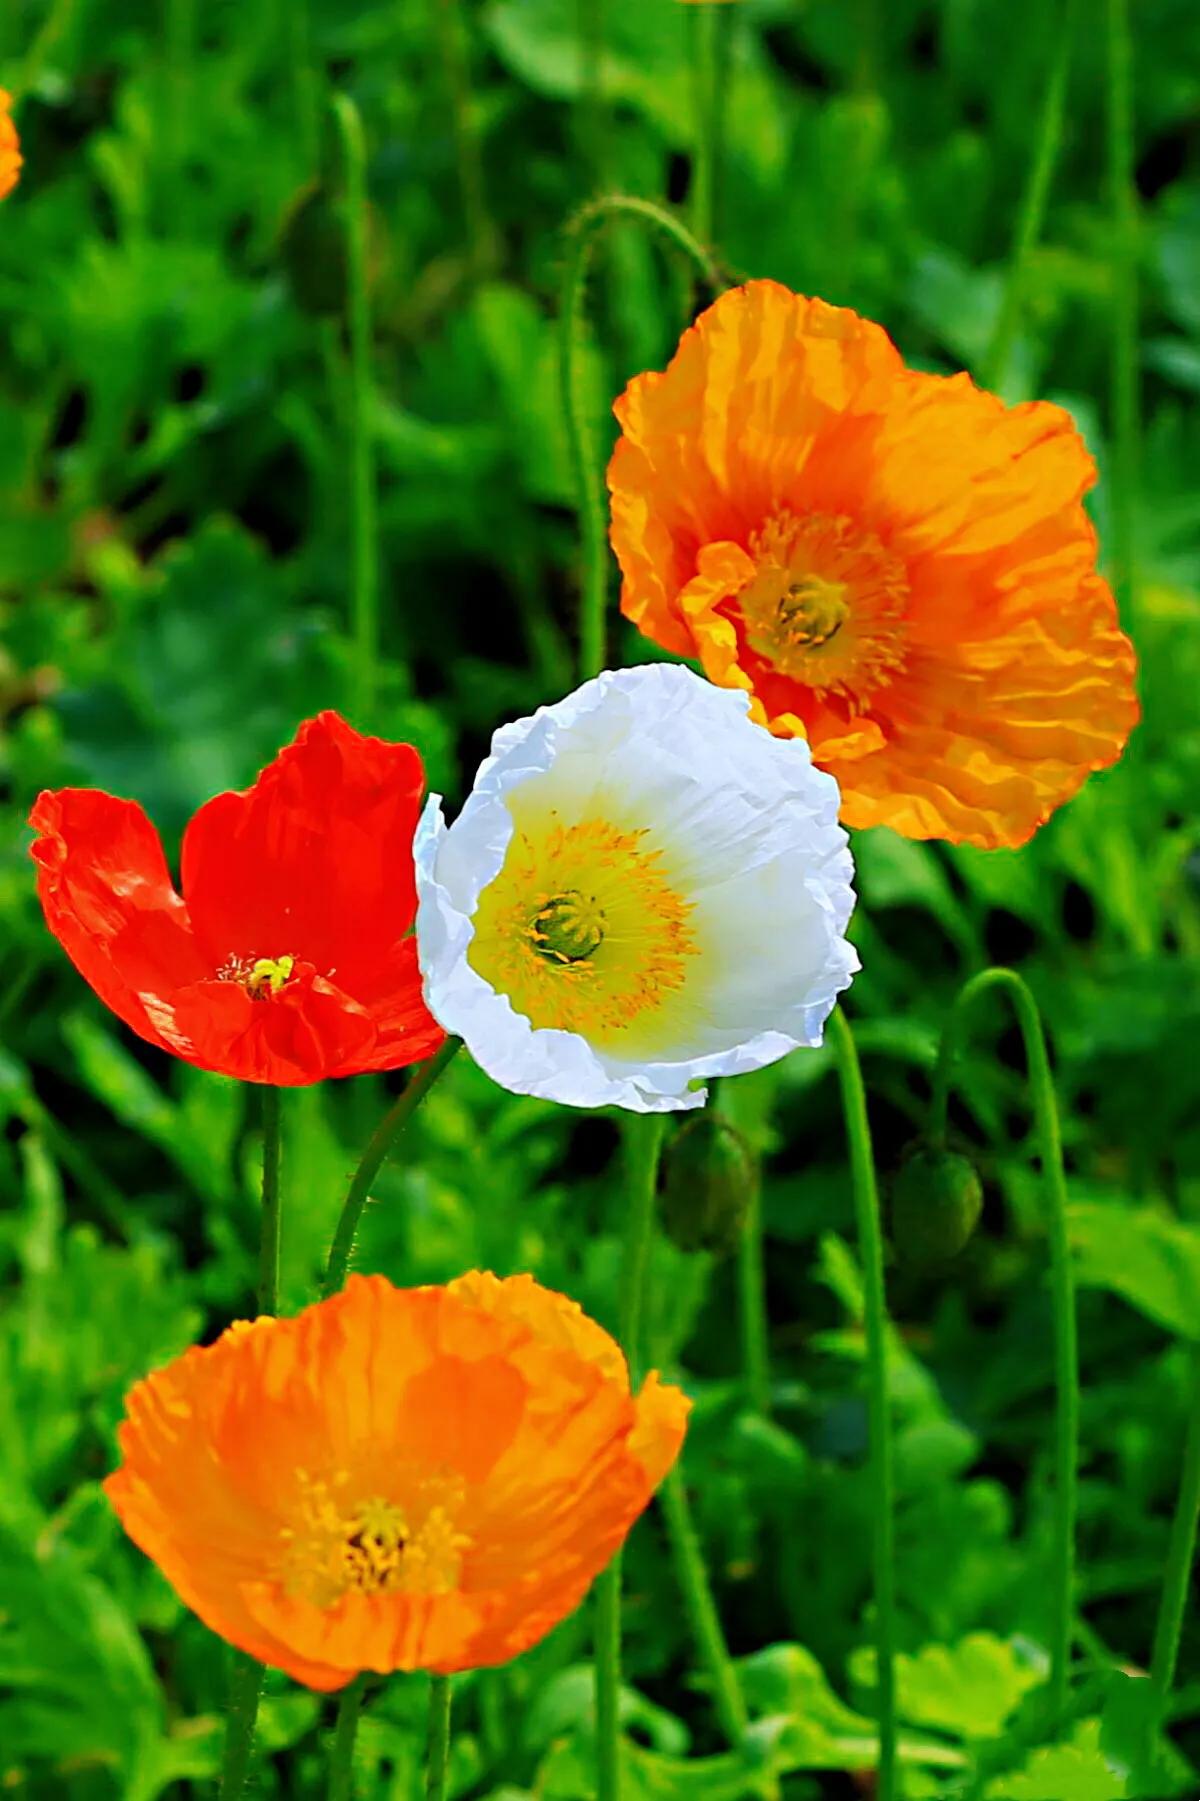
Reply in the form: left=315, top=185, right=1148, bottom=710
left=892, top=1142, right=984, bottom=1265
left=660, top=1115, right=755, bottom=1255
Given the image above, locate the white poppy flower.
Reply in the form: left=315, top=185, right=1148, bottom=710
left=414, top=664, right=858, bottom=1112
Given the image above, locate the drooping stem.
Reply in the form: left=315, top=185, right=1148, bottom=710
left=434, top=0, right=488, bottom=282
left=689, top=3, right=724, bottom=247
left=558, top=196, right=723, bottom=684
left=425, top=1675, right=453, bottom=1801
left=719, top=1078, right=771, bottom=1417
left=1104, top=0, right=1139, bottom=621
left=332, top=93, right=380, bottom=723
left=328, top=1675, right=368, bottom=1801
left=594, top=1113, right=666, bottom=1801
left=218, top=1089, right=285, bottom=1799
left=828, top=1007, right=897, bottom=1801
left=982, top=0, right=1079, bottom=392
left=259, top=1087, right=283, bottom=1314
left=659, top=1467, right=748, bottom=1746
left=322, top=1038, right=462, bottom=1299
left=1149, top=1349, right=1200, bottom=1718
left=930, top=967, right=1078, bottom=1727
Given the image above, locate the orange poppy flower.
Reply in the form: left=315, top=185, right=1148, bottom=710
left=30, top=712, right=443, bottom=1084
left=0, top=89, right=20, bottom=200
left=105, top=1272, right=688, bottom=1689
left=608, top=280, right=1138, bottom=849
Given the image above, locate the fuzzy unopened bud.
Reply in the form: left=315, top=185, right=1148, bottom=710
left=892, top=1142, right=983, bottom=1265
left=279, top=182, right=350, bottom=317
left=660, top=1117, right=755, bottom=1256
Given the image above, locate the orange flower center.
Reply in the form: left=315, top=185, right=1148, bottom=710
left=217, top=954, right=296, bottom=999
left=280, top=1471, right=469, bottom=1609
left=738, top=511, right=910, bottom=706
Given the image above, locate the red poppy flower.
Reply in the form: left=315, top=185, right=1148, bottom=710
left=30, top=713, right=444, bottom=1085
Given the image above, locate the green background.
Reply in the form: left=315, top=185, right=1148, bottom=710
left=2, top=0, right=1200, bottom=1794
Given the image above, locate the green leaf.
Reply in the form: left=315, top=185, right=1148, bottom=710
left=986, top=1720, right=1127, bottom=1799
left=852, top=1633, right=1044, bottom=1742
left=1070, top=1200, right=1200, bottom=1339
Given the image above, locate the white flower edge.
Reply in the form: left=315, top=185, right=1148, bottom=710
left=414, top=664, right=860, bottom=1112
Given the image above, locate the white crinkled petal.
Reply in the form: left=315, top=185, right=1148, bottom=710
left=415, top=665, right=859, bottom=1111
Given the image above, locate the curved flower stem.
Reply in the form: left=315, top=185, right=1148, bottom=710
left=828, top=1007, right=897, bottom=1801
left=982, top=0, right=1079, bottom=392
left=328, top=1674, right=368, bottom=1801
left=331, top=92, right=380, bottom=724
left=930, top=967, right=1078, bottom=1727
left=659, top=1466, right=748, bottom=1745
left=594, top=1113, right=666, bottom=1800
left=1149, top=1349, right=1200, bottom=1722
left=218, top=1089, right=285, bottom=1798
left=322, top=1038, right=462, bottom=1299
left=425, top=1674, right=453, bottom=1800
left=558, top=196, right=724, bottom=684
left=1105, top=0, right=1139, bottom=622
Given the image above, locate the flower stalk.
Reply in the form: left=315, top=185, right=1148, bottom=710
left=557, top=196, right=723, bottom=684
left=930, top=967, right=1078, bottom=1727
left=595, top=1113, right=664, bottom=1800
left=328, top=1674, right=368, bottom=1801
left=331, top=93, right=380, bottom=723
left=322, top=1037, right=462, bottom=1299
left=218, top=1086, right=284, bottom=1798
left=426, top=1675, right=453, bottom=1800
left=828, top=1007, right=898, bottom=1801
left=1149, top=1348, right=1200, bottom=1723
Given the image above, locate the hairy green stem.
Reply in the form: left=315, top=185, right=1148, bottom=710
left=930, top=968, right=1078, bottom=1727
left=558, top=196, right=723, bottom=684
left=426, top=1674, right=453, bottom=1800
left=259, top=1087, right=283, bottom=1315
left=328, top=1675, right=368, bottom=1801
left=1149, top=1349, right=1200, bottom=1717
left=218, top=1092, right=284, bottom=1798
left=434, top=0, right=488, bottom=282
left=595, top=1114, right=666, bottom=1800
left=983, top=0, right=1079, bottom=392
left=828, top=1007, right=897, bottom=1801
left=660, top=1467, right=748, bottom=1745
left=218, top=1656, right=265, bottom=1801
left=719, top=1079, right=772, bottom=1417
left=332, top=93, right=380, bottom=723
left=322, top=1039, right=462, bottom=1299
left=1104, top=0, right=1139, bottom=620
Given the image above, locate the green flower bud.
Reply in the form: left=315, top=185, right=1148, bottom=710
left=892, top=1141, right=983, bottom=1265
left=279, top=182, right=350, bottom=318
left=660, top=1116, right=755, bottom=1256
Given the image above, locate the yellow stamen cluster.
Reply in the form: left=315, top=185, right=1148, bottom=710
left=280, top=1470, right=469, bottom=1609
left=739, top=510, right=910, bottom=706
left=467, top=816, right=696, bottom=1045
left=217, top=954, right=296, bottom=998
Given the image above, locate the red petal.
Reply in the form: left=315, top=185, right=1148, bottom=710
left=169, top=965, right=379, bottom=1085
left=348, top=938, right=445, bottom=1074
left=181, top=713, right=426, bottom=999
left=29, top=790, right=205, bottom=1056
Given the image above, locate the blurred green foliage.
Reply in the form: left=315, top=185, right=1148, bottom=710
left=2, top=0, right=1200, bottom=1795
